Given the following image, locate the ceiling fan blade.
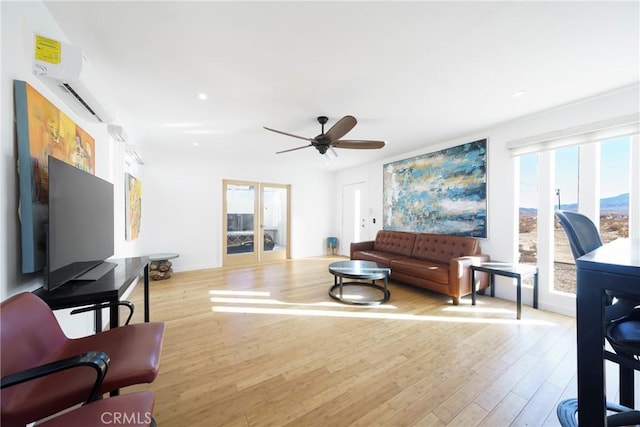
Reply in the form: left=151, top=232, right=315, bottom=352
left=324, top=115, right=357, bottom=142
left=332, top=140, right=386, bottom=149
left=275, top=144, right=313, bottom=154
left=264, top=127, right=313, bottom=142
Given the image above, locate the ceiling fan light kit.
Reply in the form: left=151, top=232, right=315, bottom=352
left=264, top=115, right=385, bottom=156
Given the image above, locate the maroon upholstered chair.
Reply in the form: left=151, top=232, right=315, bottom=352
left=1, top=292, right=164, bottom=427
left=2, top=350, right=155, bottom=427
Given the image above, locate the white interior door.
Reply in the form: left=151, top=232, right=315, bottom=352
left=342, top=182, right=368, bottom=256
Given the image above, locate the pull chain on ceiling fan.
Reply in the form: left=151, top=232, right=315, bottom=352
left=264, top=115, right=386, bottom=155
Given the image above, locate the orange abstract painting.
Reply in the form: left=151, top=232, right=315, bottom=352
left=24, top=83, right=95, bottom=204
left=126, top=173, right=142, bottom=241
left=15, top=80, right=96, bottom=272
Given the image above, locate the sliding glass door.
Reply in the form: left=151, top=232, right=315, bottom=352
left=517, top=135, right=637, bottom=315
left=223, top=180, right=290, bottom=266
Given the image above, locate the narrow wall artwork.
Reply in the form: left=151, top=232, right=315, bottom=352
left=14, top=80, right=96, bottom=273
left=125, top=173, right=142, bottom=241
left=383, top=139, right=488, bottom=238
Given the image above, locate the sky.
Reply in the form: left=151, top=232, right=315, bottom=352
left=519, top=136, right=632, bottom=209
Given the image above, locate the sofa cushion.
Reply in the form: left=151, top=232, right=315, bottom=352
left=373, top=230, right=417, bottom=257
left=351, top=250, right=406, bottom=267
left=411, top=233, right=480, bottom=264
left=390, top=258, right=449, bottom=284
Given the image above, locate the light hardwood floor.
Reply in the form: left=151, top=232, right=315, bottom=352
left=125, top=256, right=590, bottom=426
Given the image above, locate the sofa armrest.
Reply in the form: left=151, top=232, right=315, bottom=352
left=449, top=254, right=491, bottom=297
left=350, top=241, right=374, bottom=259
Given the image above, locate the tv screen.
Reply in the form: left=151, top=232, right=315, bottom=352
left=46, top=156, right=115, bottom=291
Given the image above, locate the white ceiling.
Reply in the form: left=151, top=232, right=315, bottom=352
left=43, top=1, right=639, bottom=170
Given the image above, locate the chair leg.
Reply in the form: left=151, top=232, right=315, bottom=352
left=556, top=398, right=640, bottom=427
left=556, top=398, right=578, bottom=427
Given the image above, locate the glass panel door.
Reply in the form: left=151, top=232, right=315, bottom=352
left=599, top=137, right=630, bottom=243
left=516, top=137, right=638, bottom=315
left=223, top=180, right=290, bottom=266
left=519, top=154, right=538, bottom=266
left=224, top=181, right=258, bottom=266
left=260, top=184, right=290, bottom=262
left=553, top=146, right=579, bottom=294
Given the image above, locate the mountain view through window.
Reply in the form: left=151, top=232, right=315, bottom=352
left=518, top=137, right=631, bottom=295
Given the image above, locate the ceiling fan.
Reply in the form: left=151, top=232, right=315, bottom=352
left=264, top=115, right=385, bottom=155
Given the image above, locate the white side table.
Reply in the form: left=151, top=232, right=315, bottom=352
left=470, top=262, right=538, bottom=320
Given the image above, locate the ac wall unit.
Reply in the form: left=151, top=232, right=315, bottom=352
left=33, top=35, right=116, bottom=123
left=107, top=124, right=127, bottom=142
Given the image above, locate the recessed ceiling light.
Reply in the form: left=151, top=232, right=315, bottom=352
left=193, top=142, right=199, bottom=146
left=512, top=90, right=527, bottom=98
left=198, top=93, right=208, bottom=100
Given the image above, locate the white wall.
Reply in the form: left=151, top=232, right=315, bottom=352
left=1, top=2, right=141, bottom=335
left=335, top=85, right=639, bottom=316
left=140, top=150, right=335, bottom=271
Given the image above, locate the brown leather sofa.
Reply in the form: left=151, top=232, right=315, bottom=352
left=350, top=230, right=490, bottom=305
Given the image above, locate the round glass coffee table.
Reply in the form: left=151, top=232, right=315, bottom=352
left=328, top=260, right=391, bottom=305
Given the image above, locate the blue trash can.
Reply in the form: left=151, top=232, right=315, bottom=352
left=327, top=237, right=338, bottom=255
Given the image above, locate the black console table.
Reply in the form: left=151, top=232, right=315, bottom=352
left=575, top=238, right=640, bottom=426
left=33, top=257, right=150, bottom=331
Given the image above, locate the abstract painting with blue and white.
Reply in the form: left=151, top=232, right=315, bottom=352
left=383, top=139, right=487, bottom=238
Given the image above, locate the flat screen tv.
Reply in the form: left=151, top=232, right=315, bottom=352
left=45, top=156, right=115, bottom=291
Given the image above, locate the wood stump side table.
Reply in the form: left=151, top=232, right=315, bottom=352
left=148, top=253, right=179, bottom=280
